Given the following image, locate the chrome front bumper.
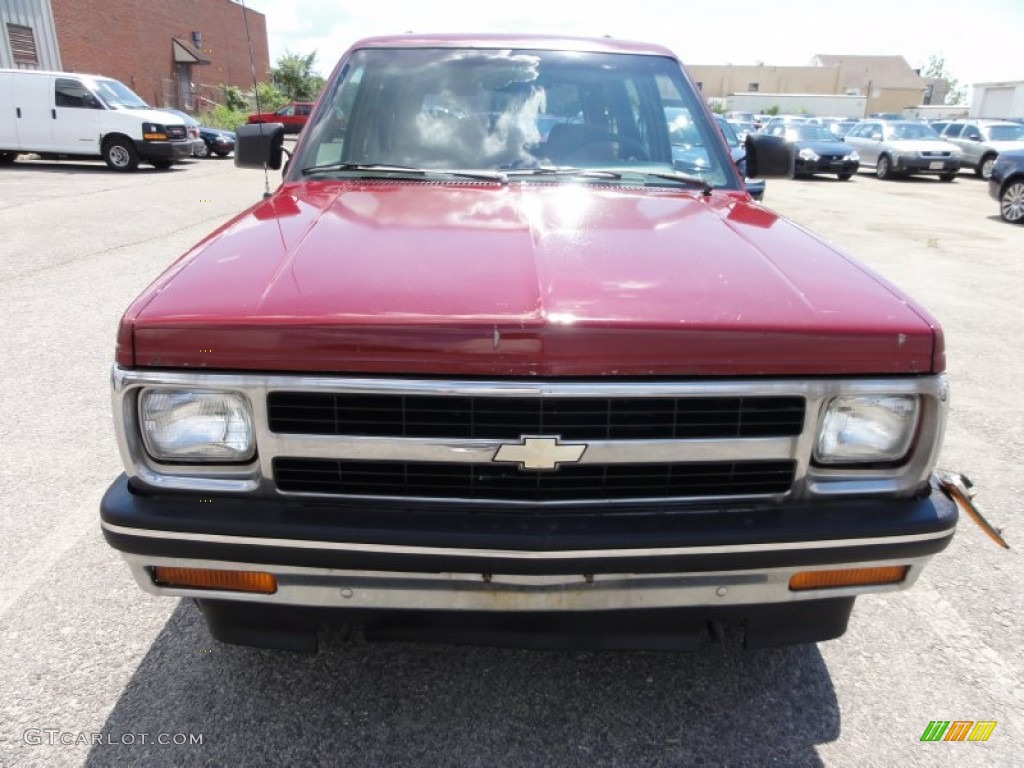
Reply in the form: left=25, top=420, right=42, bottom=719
left=119, top=550, right=937, bottom=613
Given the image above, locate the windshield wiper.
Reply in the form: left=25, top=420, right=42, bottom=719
left=505, top=166, right=623, bottom=180
left=505, top=166, right=713, bottom=193
left=301, top=163, right=506, bottom=182
left=624, top=171, right=714, bottom=195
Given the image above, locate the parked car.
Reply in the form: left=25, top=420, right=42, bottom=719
left=760, top=115, right=813, bottom=133
left=714, top=114, right=765, bottom=199
left=937, top=119, right=1024, bottom=179
left=0, top=69, right=191, bottom=171
left=159, top=109, right=205, bottom=156
left=989, top=149, right=1024, bottom=223
left=726, top=119, right=757, bottom=142
left=103, top=34, right=958, bottom=653
left=813, top=117, right=858, bottom=138
left=843, top=120, right=962, bottom=181
left=763, top=122, right=859, bottom=180
left=159, top=108, right=236, bottom=158
left=196, top=125, right=236, bottom=157
left=665, top=107, right=765, bottom=200
left=725, top=110, right=760, bottom=128
left=247, top=101, right=314, bottom=134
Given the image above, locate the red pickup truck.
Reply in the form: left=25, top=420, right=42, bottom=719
left=102, top=34, right=957, bottom=652
left=246, top=101, right=314, bottom=134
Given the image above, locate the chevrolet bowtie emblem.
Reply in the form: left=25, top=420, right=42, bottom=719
left=492, top=436, right=587, bottom=471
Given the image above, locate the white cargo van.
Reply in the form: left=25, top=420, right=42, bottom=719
left=0, top=69, right=192, bottom=171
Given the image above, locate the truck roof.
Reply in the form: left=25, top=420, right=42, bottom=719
left=349, top=33, right=676, bottom=57
left=0, top=68, right=117, bottom=80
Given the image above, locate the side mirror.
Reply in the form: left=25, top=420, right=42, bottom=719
left=744, top=133, right=791, bottom=178
left=235, top=123, right=286, bottom=170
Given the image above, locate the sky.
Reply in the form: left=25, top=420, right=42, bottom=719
left=238, top=0, right=1022, bottom=93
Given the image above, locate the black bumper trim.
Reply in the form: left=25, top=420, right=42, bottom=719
left=136, top=140, right=192, bottom=161
left=196, top=597, right=857, bottom=651
left=101, top=475, right=957, bottom=576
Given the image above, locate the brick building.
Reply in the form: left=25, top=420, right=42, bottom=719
left=2, top=0, right=269, bottom=111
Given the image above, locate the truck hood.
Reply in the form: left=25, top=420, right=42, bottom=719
left=118, top=107, right=188, bottom=127
left=123, top=180, right=942, bottom=376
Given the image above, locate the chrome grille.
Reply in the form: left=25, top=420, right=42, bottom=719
left=111, top=368, right=950, bottom=504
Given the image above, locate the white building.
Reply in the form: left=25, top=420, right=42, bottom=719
left=970, top=81, right=1024, bottom=119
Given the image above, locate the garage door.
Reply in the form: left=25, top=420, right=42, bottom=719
left=980, top=87, right=1014, bottom=118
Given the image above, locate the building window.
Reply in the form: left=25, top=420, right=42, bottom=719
left=6, top=23, right=39, bottom=68
left=695, top=81, right=703, bottom=91
left=748, top=82, right=759, bottom=92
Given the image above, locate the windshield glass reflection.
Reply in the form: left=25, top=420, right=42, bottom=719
left=295, top=48, right=734, bottom=189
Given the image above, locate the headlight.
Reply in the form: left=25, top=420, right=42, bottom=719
left=845, top=151, right=859, bottom=162
left=815, top=395, right=918, bottom=464
left=140, top=390, right=254, bottom=462
left=798, top=148, right=820, bottom=161
left=142, top=122, right=168, bottom=140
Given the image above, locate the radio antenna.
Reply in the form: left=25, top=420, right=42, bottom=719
left=239, top=0, right=272, bottom=199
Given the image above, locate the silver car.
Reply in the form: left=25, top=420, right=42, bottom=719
left=843, top=120, right=962, bottom=181
left=939, top=119, right=1024, bottom=179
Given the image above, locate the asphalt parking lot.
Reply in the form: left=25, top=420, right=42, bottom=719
left=0, top=155, right=1021, bottom=767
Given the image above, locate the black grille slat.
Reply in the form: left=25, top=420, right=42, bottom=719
left=273, top=458, right=796, bottom=502
left=267, top=393, right=805, bottom=440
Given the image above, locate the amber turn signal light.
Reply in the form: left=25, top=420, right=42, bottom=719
left=152, top=566, right=277, bottom=594
left=789, top=566, right=908, bottom=591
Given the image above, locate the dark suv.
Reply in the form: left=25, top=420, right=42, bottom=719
left=989, top=149, right=1024, bottom=223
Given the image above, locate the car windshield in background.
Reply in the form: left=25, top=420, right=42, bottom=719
left=988, top=124, right=1024, bottom=141
left=791, top=125, right=838, bottom=142
left=885, top=122, right=942, bottom=141
left=295, top=47, right=733, bottom=189
left=714, top=115, right=740, bottom=148
left=89, top=78, right=150, bottom=110
left=161, top=109, right=199, bottom=127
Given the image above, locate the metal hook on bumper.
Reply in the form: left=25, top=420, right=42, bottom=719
left=934, top=471, right=1009, bottom=549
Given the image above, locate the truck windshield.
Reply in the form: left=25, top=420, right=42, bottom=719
left=89, top=78, right=150, bottom=110
left=293, top=47, right=733, bottom=188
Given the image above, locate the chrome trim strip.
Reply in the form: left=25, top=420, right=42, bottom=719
left=111, top=366, right=948, bottom=502
left=121, top=553, right=934, bottom=610
left=269, top=434, right=797, bottom=464
left=102, top=520, right=952, bottom=560
left=113, top=368, right=946, bottom=399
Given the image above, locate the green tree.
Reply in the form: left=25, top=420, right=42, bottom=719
left=921, top=54, right=966, bottom=105
left=221, top=84, right=247, bottom=112
left=253, top=81, right=286, bottom=113
left=271, top=51, right=325, bottom=101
